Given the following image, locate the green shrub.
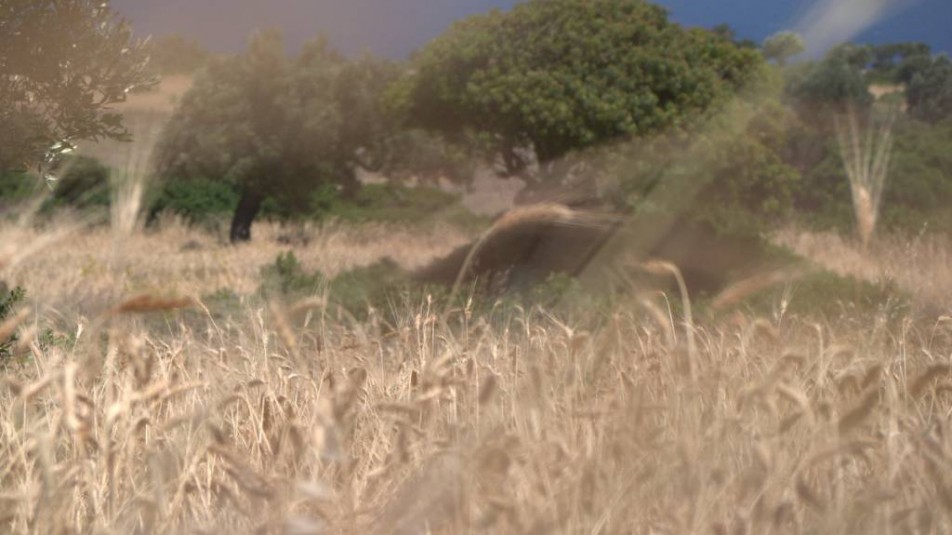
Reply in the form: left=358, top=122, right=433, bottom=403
left=881, top=118, right=952, bottom=233
left=792, top=117, right=952, bottom=235
left=737, top=268, right=909, bottom=322
left=319, top=183, right=484, bottom=229
left=3, top=157, right=113, bottom=216
left=147, top=177, right=240, bottom=227
left=48, top=155, right=111, bottom=209
left=148, top=179, right=483, bottom=232
left=259, top=251, right=327, bottom=297
left=259, top=252, right=444, bottom=321
left=326, top=259, right=409, bottom=318
left=0, top=284, right=26, bottom=360
left=0, top=170, right=43, bottom=213
left=792, top=138, right=855, bottom=232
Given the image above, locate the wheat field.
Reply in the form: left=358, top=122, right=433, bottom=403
left=2, top=215, right=952, bottom=534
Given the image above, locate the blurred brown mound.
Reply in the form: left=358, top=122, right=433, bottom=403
left=413, top=203, right=782, bottom=297
left=413, top=204, right=622, bottom=295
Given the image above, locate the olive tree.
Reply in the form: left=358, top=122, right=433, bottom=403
left=0, top=0, right=153, bottom=171
left=157, top=31, right=400, bottom=242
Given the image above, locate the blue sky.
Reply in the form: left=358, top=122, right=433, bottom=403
left=112, top=0, right=950, bottom=58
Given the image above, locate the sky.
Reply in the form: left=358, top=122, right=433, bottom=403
left=111, top=0, right=950, bottom=59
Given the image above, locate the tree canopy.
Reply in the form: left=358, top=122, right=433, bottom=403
left=157, top=31, right=402, bottom=242
left=0, top=0, right=153, bottom=171
left=785, top=46, right=872, bottom=116
left=906, top=55, right=952, bottom=123
left=762, top=31, right=804, bottom=67
left=390, top=0, right=764, bottom=175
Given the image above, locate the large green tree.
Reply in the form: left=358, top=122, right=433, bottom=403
left=0, top=0, right=153, bottom=171
left=157, top=31, right=400, bottom=242
left=390, top=0, right=763, bottom=180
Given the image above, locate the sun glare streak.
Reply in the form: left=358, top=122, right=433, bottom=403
left=573, top=0, right=920, bottom=294
left=795, top=0, right=917, bottom=58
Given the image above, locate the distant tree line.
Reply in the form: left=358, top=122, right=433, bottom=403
left=3, top=0, right=952, bottom=243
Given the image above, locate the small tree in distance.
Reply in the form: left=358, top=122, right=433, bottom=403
left=157, top=31, right=414, bottom=242
left=762, top=31, right=805, bottom=67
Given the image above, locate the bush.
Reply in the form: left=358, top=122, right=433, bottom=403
left=318, top=183, right=483, bottom=229
left=259, top=251, right=413, bottom=320
left=147, top=177, right=240, bottom=227
left=792, top=117, right=952, bottom=235
left=48, top=155, right=111, bottom=210
left=607, top=94, right=802, bottom=238
left=148, top=179, right=483, bottom=231
left=0, top=171, right=43, bottom=213
left=0, top=284, right=26, bottom=360
left=739, top=268, right=909, bottom=322
left=259, top=251, right=326, bottom=296
left=791, top=137, right=855, bottom=232
left=326, top=259, right=409, bottom=318
left=0, top=156, right=112, bottom=216
left=881, top=118, right=952, bottom=232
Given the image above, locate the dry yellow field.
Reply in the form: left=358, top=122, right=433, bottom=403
left=2, top=213, right=952, bottom=534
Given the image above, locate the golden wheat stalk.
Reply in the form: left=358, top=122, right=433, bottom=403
left=640, top=259, right=697, bottom=380
left=447, top=203, right=621, bottom=303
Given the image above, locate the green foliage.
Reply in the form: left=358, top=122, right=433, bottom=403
left=710, top=24, right=758, bottom=49
left=259, top=252, right=412, bottom=320
left=786, top=48, right=872, bottom=114
left=906, top=55, right=952, bottom=123
left=0, top=284, right=26, bottom=359
left=793, top=117, right=952, bottom=235
left=326, top=260, right=410, bottom=319
left=319, top=183, right=483, bottom=228
left=157, top=31, right=349, bottom=199
left=762, top=31, right=804, bottom=67
left=147, top=177, right=240, bottom=226
left=742, top=269, right=909, bottom=322
left=2, top=155, right=112, bottom=215
left=144, top=177, right=483, bottom=232
left=0, top=170, right=42, bottom=211
left=260, top=251, right=327, bottom=296
left=47, top=155, right=111, bottom=210
left=572, top=81, right=801, bottom=236
left=392, top=0, right=764, bottom=172
left=791, top=136, right=855, bottom=231
left=156, top=31, right=414, bottom=240
left=0, top=0, right=154, bottom=170
left=880, top=118, right=952, bottom=232
left=868, top=42, right=932, bottom=84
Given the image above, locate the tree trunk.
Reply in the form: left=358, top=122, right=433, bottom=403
left=230, top=189, right=264, bottom=243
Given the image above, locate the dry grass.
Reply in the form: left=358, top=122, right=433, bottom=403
left=774, top=227, right=952, bottom=310
left=2, top=218, right=952, bottom=534
left=0, top=218, right=471, bottom=313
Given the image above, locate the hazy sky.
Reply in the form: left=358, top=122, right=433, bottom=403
left=111, top=0, right=950, bottom=58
